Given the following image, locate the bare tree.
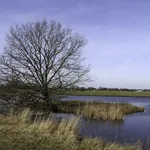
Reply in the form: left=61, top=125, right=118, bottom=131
left=0, top=20, right=89, bottom=109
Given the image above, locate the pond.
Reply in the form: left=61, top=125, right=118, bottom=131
left=60, top=95, right=150, bottom=149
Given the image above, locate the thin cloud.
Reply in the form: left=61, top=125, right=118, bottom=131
left=1, top=0, right=150, bottom=88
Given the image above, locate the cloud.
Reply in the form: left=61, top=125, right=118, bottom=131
left=1, top=0, right=150, bottom=88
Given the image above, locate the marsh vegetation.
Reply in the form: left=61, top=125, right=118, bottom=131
left=33, top=100, right=144, bottom=120
left=0, top=109, right=140, bottom=150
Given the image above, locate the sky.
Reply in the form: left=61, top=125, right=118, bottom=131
left=1, top=0, right=150, bottom=89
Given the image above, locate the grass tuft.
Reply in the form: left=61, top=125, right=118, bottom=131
left=0, top=109, right=141, bottom=150
left=48, top=100, right=144, bottom=120
left=77, top=102, right=124, bottom=120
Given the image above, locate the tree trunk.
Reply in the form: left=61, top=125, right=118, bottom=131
left=43, top=91, right=52, bottom=111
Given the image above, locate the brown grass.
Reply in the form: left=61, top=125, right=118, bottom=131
left=33, top=100, right=144, bottom=121
left=77, top=102, right=124, bottom=120
left=77, top=101, right=144, bottom=120
left=0, top=109, right=140, bottom=150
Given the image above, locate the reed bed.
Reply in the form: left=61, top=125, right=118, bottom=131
left=0, top=109, right=140, bottom=150
left=77, top=101, right=144, bottom=120
left=50, top=100, right=144, bottom=120
left=77, top=102, right=124, bottom=120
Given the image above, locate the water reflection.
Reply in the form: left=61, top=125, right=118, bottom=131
left=80, top=118, right=124, bottom=141
left=60, top=96, right=150, bottom=149
left=54, top=111, right=150, bottom=149
left=80, top=117, right=149, bottom=144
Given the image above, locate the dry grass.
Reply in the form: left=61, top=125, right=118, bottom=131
left=0, top=109, right=140, bottom=150
left=76, top=101, right=144, bottom=120
left=77, top=102, right=124, bottom=120
left=79, top=138, right=140, bottom=150
left=38, top=100, right=144, bottom=121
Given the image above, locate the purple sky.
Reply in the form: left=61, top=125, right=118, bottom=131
left=1, top=0, right=150, bottom=89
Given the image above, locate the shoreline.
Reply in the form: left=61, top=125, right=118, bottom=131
left=62, top=94, right=150, bottom=98
left=0, top=110, right=140, bottom=150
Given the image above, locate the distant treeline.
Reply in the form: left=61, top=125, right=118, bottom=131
left=0, top=81, right=149, bottom=92
left=63, top=86, right=150, bottom=92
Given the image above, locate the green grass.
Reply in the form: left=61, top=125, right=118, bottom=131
left=0, top=109, right=140, bottom=150
left=34, top=100, right=144, bottom=121
left=59, top=90, right=150, bottom=97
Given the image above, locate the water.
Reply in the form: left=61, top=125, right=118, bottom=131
left=61, top=96, right=150, bottom=148
left=62, top=95, right=150, bottom=106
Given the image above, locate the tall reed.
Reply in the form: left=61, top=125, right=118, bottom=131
left=0, top=109, right=141, bottom=150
